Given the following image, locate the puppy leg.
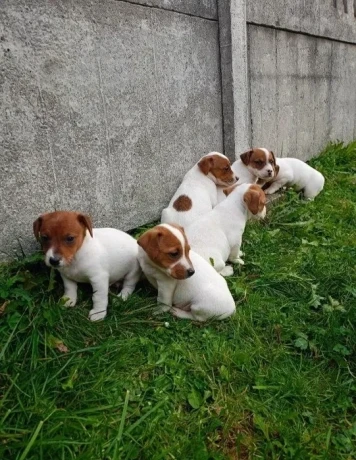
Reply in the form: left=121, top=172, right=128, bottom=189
left=118, top=264, right=141, bottom=301
left=171, top=307, right=196, bottom=320
left=155, top=278, right=177, bottom=314
left=60, top=274, right=78, bottom=307
left=89, top=275, right=110, bottom=321
left=228, top=240, right=244, bottom=265
left=219, top=265, right=234, bottom=277
left=209, top=256, right=232, bottom=276
left=264, top=180, right=285, bottom=195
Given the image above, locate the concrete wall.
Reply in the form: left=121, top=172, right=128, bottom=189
left=0, top=0, right=222, bottom=260
left=1, top=0, right=356, bottom=259
left=246, top=0, right=356, bottom=159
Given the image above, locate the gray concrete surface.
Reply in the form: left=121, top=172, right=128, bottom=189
left=247, top=0, right=356, bottom=44
left=248, top=25, right=356, bottom=159
left=1, top=0, right=356, bottom=260
left=0, top=0, right=222, bottom=260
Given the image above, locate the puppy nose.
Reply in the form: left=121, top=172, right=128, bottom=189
left=267, top=170, right=273, bottom=175
left=235, top=176, right=239, bottom=181
left=49, top=256, right=60, bottom=267
left=186, top=268, right=195, bottom=278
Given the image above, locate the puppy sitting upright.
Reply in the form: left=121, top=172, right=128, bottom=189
left=261, top=157, right=325, bottom=199
left=137, top=223, right=236, bottom=322
left=186, top=184, right=266, bottom=276
left=161, top=152, right=237, bottom=228
left=33, top=211, right=141, bottom=321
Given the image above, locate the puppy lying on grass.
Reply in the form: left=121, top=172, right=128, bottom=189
left=137, top=223, right=236, bottom=322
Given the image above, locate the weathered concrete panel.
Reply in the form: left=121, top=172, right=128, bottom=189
left=247, top=0, right=356, bottom=44
left=248, top=25, right=356, bottom=160
left=123, top=0, right=218, bottom=20
left=0, top=0, right=223, bottom=260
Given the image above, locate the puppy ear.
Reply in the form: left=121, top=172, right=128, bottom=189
left=270, top=150, right=276, bottom=164
left=223, top=184, right=238, bottom=196
left=240, top=150, right=253, bottom=166
left=198, top=156, right=213, bottom=175
left=275, top=164, right=280, bottom=176
left=33, top=216, right=43, bottom=241
left=77, top=213, right=93, bottom=237
left=243, top=189, right=260, bottom=215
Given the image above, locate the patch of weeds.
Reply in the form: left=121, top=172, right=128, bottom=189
left=0, top=142, right=356, bottom=459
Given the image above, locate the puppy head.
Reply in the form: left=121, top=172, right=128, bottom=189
left=243, top=185, right=267, bottom=219
left=33, top=211, right=93, bottom=268
left=240, top=148, right=277, bottom=180
left=198, top=152, right=237, bottom=186
left=137, top=224, right=195, bottom=280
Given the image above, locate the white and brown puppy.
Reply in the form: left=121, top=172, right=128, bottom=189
left=217, top=148, right=277, bottom=202
left=33, top=211, right=141, bottom=321
left=186, top=184, right=266, bottom=276
left=137, top=223, right=236, bottom=322
left=161, top=152, right=237, bottom=228
left=261, top=158, right=325, bottom=199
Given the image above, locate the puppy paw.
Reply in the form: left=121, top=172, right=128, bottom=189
left=239, top=250, right=245, bottom=257
left=89, top=309, right=107, bottom=321
left=220, top=265, right=234, bottom=277
left=229, top=257, right=245, bottom=265
left=61, top=296, right=77, bottom=307
left=153, top=305, right=171, bottom=315
left=117, top=290, right=130, bottom=301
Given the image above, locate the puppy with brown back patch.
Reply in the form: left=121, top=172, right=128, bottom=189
left=161, top=152, right=237, bottom=228
left=33, top=211, right=141, bottom=321
left=137, top=223, right=236, bottom=322
left=185, top=184, right=266, bottom=276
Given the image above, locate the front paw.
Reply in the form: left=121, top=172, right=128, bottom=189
left=89, top=308, right=107, bottom=321
left=117, top=290, right=131, bottom=301
left=61, top=296, right=77, bottom=307
left=220, top=265, right=234, bottom=277
left=229, top=257, right=245, bottom=265
left=153, top=304, right=171, bottom=315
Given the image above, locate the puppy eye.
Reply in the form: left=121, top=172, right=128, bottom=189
left=65, top=236, right=75, bottom=243
left=41, top=235, right=49, bottom=242
left=169, top=251, right=179, bottom=258
left=224, top=166, right=230, bottom=171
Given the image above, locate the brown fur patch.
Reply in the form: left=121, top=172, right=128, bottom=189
left=173, top=195, right=192, bottom=212
left=137, top=225, right=193, bottom=280
left=223, top=184, right=238, bottom=197
left=243, top=185, right=266, bottom=214
left=33, top=211, right=93, bottom=265
left=198, top=153, right=236, bottom=185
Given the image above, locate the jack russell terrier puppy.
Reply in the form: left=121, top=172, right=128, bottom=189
left=161, top=152, right=237, bottom=228
left=217, top=148, right=277, bottom=202
left=186, top=184, right=266, bottom=276
left=33, top=211, right=141, bottom=321
left=137, top=223, right=236, bottom=322
left=261, top=157, right=325, bottom=199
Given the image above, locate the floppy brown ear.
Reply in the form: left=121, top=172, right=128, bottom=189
left=198, top=156, right=213, bottom=175
left=137, top=228, right=163, bottom=261
left=240, top=150, right=253, bottom=166
left=77, top=213, right=93, bottom=237
left=243, top=189, right=260, bottom=215
left=275, top=164, right=280, bottom=176
left=270, top=150, right=276, bottom=164
left=223, top=184, right=238, bottom=196
left=33, top=216, right=43, bottom=241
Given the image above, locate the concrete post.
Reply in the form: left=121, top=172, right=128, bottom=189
left=218, top=0, right=250, bottom=160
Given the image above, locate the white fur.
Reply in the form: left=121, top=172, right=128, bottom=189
left=161, top=152, right=234, bottom=228
left=186, top=184, right=266, bottom=273
left=137, top=237, right=236, bottom=322
left=216, top=160, right=258, bottom=202
left=56, top=229, right=141, bottom=321
left=264, top=158, right=325, bottom=199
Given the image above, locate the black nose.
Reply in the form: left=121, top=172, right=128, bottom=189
left=267, top=170, right=273, bottom=176
left=235, top=176, right=239, bottom=181
left=49, top=256, right=60, bottom=267
left=186, top=268, right=195, bottom=278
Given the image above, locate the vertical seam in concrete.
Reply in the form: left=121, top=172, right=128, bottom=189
left=216, top=11, right=226, bottom=155
left=35, top=80, right=60, bottom=209
left=247, top=25, right=253, bottom=147
left=150, top=10, right=162, bottom=164
left=92, top=23, right=116, bottom=198
left=327, top=42, right=334, bottom=139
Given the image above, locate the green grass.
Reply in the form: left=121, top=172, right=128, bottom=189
left=1, top=142, right=356, bottom=459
